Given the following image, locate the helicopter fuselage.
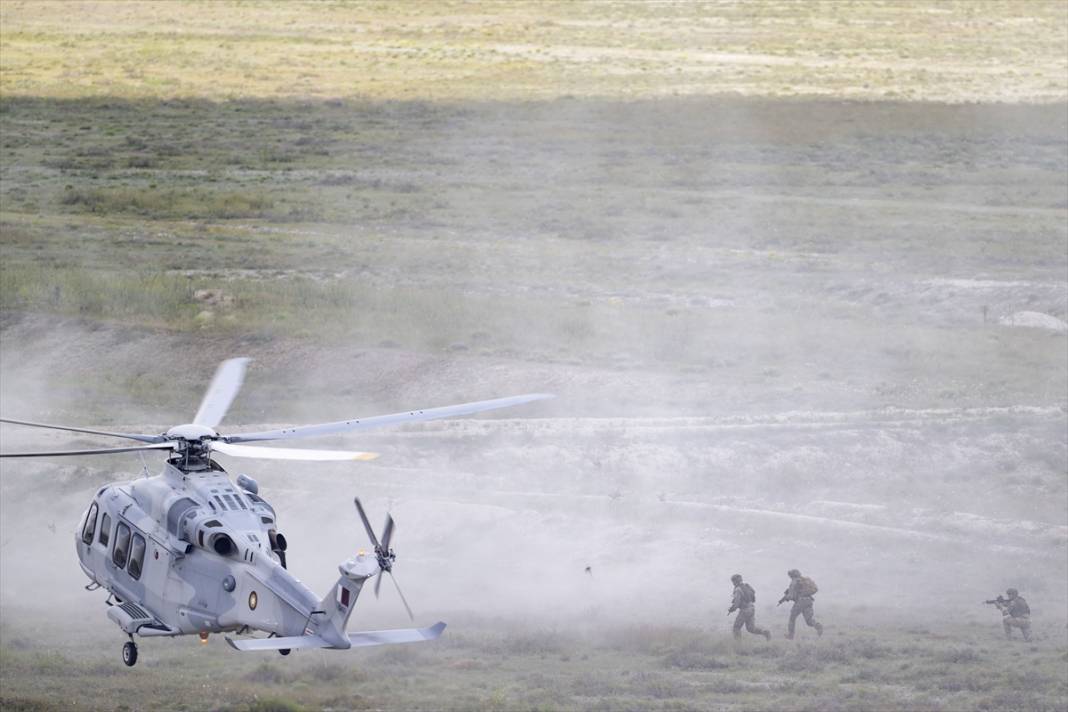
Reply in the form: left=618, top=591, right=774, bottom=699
left=76, top=461, right=326, bottom=640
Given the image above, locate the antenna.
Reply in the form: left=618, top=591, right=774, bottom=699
left=138, top=449, right=150, bottom=478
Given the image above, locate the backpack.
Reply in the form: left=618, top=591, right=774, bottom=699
left=740, top=583, right=756, bottom=605
left=797, top=577, right=818, bottom=597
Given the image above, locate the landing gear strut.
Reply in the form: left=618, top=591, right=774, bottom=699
left=122, top=639, right=138, bottom=667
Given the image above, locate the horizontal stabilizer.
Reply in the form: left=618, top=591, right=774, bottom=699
left=226, top=634, right=330, bottom=651
left=226, top=622, right=445, bottom=652
left=349, top=621, right=446, bottom=647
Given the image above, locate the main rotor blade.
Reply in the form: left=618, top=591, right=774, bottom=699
left=226, top=393, right=554, bottom=444
left=0, top=418, right=166, bottom=444
left=0, top=442, right=175, bottom=458
left=389, top=572, right=415, bottom=621
left=193, top=358, right=249, bottom=429
left=210, top=442, right=378, bottom=461
left=353, top=498, right=380, bottom=550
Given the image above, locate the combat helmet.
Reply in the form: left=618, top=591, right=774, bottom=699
left=731, top=574, right=743, bottom=584
left=1006, top=588, right=1019, bottom=598
left=787, top=569, right=801, bottom=578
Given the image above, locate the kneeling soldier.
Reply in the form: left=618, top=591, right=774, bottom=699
left=998, top=588, right=1032, bottom=641
left=728, top=574, right=771, bottom=641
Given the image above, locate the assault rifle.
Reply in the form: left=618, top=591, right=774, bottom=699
left=983, top=595, right=1008, bottom=607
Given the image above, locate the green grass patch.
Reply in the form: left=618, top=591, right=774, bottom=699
left=59, top=187, right=280, bottom=221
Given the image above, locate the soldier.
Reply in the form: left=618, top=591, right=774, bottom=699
left=997, top=588, right=1032, bottom=641
left=727, top=574, right=771, bottom=641
left=778, top=569, right=823, bottom=639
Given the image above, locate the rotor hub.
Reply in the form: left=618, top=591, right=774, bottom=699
left=165, top=424, right=219, bottom=441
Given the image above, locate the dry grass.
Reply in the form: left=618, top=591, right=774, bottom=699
left=1, top=614, right=1066, bottom=711
left=1, top=1, right=1065, bottom=103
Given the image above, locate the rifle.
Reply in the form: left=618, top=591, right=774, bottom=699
left=983, top=596, right=1008, bottom=607
left=777, top=588, right=790, bottom=606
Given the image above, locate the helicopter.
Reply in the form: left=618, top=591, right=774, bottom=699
left=0, top=357, right=551, bottom=666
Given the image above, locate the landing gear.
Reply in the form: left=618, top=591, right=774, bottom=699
left=122, top=640, right=138, bottom=667
left=278, top=648, right=291, bottom=656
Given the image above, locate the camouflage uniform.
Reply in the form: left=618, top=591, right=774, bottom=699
left=999, top=593, right=1031, bottom=641
left=729, top=580, right=770, bottom=641
left=782, top=572, right=823, bottom=639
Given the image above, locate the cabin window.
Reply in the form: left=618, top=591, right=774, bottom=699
left=128, top=533, right=146, bottom=580
left=81, top=503, right=98, bottom=545
left=112, top=522, right=131, bottom=568
left=99, top=513, right=112, bottom=547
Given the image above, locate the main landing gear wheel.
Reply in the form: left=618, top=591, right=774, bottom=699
left=122, top=640, right=138, bottom=667
left=278, top=648, right=291, bottom=656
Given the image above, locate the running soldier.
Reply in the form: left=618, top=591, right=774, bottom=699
left=778, top=569, right=823, bottom=639
left=996, top=588, right=1032, bottom=641
left=727, top=574, right=771, bottom=641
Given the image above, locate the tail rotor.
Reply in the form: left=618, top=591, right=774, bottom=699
left=354, top=498, right=413, bottom=621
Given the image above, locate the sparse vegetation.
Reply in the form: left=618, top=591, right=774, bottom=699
left=1, top=2, right=1064, bottom=103
left=0, top=3, right=1065, bottom=712
left=1, top=616, right=1066, bottom=711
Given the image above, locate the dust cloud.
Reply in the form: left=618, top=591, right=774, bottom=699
left=1, top=97, right=1066, bottom=641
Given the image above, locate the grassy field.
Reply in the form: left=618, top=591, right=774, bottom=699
left=1, top=1, right=1065, bottom=103
left=1, top=3, right=1066, bottom=711
left=2, top=610, right=1067, bottom=712
left=1, top=94, right=1065, bottom=415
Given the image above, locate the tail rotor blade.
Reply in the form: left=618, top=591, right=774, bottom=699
left=353, top=498, right=380, bottom=550
left=374, top=570, right=383, bottom=598
left=380, top=514, right=395, bottom=553
left=389, top=573, right=415, bottom=621
left=193, top=358, right=249, bottom=428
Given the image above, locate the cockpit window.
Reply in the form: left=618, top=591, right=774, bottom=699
left=99, top=513, right=112, bottom=547
left=112, top=522, right=131, bottom=568
left=81, top=503, right=98, bottom=545
left=128, top=533, right=146, bottom=580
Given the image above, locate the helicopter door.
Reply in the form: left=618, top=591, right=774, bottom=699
left=76, top=502, right=99, bottom=577
left=82, top=510, right=114, bottom=585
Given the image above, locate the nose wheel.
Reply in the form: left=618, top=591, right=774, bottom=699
left=122, top=640, right=138, bottom=667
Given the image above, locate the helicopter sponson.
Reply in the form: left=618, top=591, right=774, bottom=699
left=2, top=357, right=551, bottom=666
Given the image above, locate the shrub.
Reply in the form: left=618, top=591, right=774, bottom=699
left=244, top=662, right=290, bottom=684
left=936, top=647, right=982, bottom=664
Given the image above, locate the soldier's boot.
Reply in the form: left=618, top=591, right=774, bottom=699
left=815, top=622, right=824, bottom=637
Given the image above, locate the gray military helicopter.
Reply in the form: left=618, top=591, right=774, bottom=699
left=0, top=358, right=550, bottom=666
